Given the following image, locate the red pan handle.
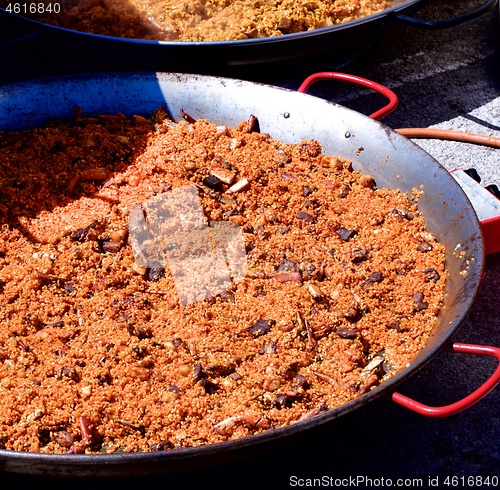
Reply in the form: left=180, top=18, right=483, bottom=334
left=391, top=343, right=500, bottom=417
left=297, top=72, right=398, bottom=120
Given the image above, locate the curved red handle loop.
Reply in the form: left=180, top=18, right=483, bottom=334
left=297, top=72, right=399, bottom=120
left=391, top=343, right=500, bottom=417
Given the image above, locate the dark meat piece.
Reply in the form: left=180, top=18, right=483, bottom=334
left=338, top=228, right=356, bottom=241
left=247, top=319, right=274, bottom=337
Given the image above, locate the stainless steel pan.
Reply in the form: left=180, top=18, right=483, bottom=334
left=0, top=72, right=498, bottom=477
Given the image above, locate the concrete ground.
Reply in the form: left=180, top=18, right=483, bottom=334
left=0, top=0, right=499, bottom=487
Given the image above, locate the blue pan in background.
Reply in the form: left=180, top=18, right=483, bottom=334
left=0, top=0, right=497, bottom=78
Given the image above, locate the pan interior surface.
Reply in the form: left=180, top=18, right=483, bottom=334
left=0, top=72, right=484, bottom=475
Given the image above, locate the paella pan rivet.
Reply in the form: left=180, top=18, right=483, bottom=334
left=283, top=112, right=290, bottom=119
